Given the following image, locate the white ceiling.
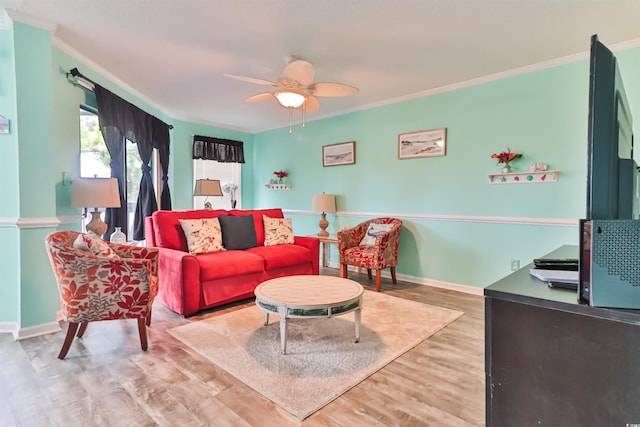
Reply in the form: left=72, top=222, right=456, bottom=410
left=2, top=0, right=640, bottom=133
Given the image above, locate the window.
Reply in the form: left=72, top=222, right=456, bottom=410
left=193, top=159, right=242, bottom=210
left=80, top=106, right=154, bottom=239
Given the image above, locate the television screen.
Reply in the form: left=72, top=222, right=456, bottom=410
left=586, top=34, right=635, bottom=220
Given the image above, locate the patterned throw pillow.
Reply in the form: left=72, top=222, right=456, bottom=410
left=73, top=232, right=120, bottom=258
left=359, top=223, right=394, bottom=247
left=179, top=218, right=225, bottom=254
left=263, top=215, right=294, bottom=246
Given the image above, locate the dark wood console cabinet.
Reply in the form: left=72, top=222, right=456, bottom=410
left=485, top=246, right=640, bottom=426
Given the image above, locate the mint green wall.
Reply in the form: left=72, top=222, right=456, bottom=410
left=7, top=23, right=59, bottom=327
left=252, top=51, right=640, bottom=288
left=0, top=27, right=19, bottom=323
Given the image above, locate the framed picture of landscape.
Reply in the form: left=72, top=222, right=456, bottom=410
left=322, top=141, right=356, bottom=167
left=398, top=128, right=446, bottom=159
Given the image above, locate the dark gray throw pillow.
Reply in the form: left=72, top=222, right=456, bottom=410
left=218, top=215, right=257, bottom=250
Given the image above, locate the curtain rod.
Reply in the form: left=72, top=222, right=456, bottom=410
left=65, top=67, right=174, bottom=129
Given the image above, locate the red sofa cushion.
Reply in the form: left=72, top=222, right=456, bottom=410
left=230, top=208, right=283, bottom=246
left=152, top=209, right=228, bottom=251
left=246, top=244, right=313, bottom=271
left=198, top=250, right=265, bottom=281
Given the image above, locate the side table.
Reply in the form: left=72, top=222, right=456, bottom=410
left=310, top=234, right=338, bottom=267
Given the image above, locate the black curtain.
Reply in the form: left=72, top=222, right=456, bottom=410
left=193, top=135, right=245, bottom=163
left=95, top=85, right=171, bottom=240
left=102, top=125, right=127, bottom=236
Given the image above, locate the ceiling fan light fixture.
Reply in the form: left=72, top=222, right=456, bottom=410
left=275, top=90, right=306, bottom=108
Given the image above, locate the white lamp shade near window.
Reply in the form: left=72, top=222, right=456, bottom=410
left=312, top=193, right=336, bottom=237
left=71, top=177, right=121, bottom=237
left=194, top=179, right=223, bottom=209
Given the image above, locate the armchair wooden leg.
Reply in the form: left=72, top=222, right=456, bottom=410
left=137, top=318, right=148, bottom=351
left=390, top=266, right=397, bottom=284
left=375, top=270, right=382, bottom=292
left=367, top=269, right=372, bottom=280
left=146, top=307, right=152, bottom=326
left=76, top=322, right=88, bottom=338
left=341, top=264, right=348, bottom=278
left=58, top=322, right=79, bottom=359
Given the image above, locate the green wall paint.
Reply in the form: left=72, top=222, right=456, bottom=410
left=12, top=23, right=58, bottom=327
left=252, top=52, right=640, bottom=287
left=0, top=27, right=19, bottom=322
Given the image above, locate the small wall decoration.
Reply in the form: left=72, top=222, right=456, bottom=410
left=322, top=141, right=356, bottom=167
left=0, top=116, right=9, bottom=134
left=398, top=128, right=446, bottom=159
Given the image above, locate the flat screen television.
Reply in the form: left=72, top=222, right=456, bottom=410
left=580, top=34, right=640, bottom=308
left=585, top=34, right=636, bottom=220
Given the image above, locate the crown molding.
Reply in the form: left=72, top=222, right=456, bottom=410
left=2, top=8, right=57, bottom=32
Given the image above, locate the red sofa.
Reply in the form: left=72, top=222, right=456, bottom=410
left=145, top=208, right=319, bottom=316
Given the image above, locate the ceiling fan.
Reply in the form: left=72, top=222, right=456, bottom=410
left=225, top=56, right=359, bottom=122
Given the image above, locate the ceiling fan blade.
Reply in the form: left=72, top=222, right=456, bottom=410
left=246, top=92, right=274, bottom=103
left=225, top=74, right=278, bottom=87
left=283, top=60, right=315, bottom=86
left=308, top=82, right=359, bottom=97
left=304, top=95, right=320, bottom=112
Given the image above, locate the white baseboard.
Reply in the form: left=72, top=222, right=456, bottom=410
left=326, top=262, right=484, bottom=296
left=15, top=321, right=61, bottom=340
left=0, top=322, right=18, bottom=339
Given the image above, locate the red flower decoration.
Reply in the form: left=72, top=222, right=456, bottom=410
left=490, top=148, right=522, bottom=165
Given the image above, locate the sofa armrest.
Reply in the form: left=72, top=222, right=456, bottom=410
left=294, top=235, right=320, bottom=275
left=145, top=216, right=156, bottom=247
left=156, top=247, right=202, bottom=316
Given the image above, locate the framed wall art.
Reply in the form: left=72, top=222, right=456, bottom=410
left=398, top=128, right=446, bottom=159
left=322, top=141, right=356, bottom=167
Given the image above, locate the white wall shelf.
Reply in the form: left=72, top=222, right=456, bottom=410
left=265, top=183, right=291, bottom=190
left=488, top=171, right=558, bottom=184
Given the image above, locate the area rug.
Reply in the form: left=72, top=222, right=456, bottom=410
left=167, top=291, right=463, bottom=420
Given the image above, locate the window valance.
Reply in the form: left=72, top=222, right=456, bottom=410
left=193, top=135, right=245, bottom=163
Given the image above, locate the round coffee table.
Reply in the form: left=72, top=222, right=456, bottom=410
left=254, top=275, right=364, bottom=354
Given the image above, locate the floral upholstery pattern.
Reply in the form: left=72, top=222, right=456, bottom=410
left=263, top=215, right=294, bottom=246
left=45, top=230, right=159, bottom=323
left=73, top=231, right=120, bottom=258
left=44, top=230, right=159, bottom=358
left=337, top=218, right=402, bottom=292
left=179, top=218, right=225, bottom=254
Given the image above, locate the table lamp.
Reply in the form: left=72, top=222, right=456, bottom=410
left=312, top=193, right=336, bottom=237
left=71, top=177, right=121, bottom=237
left=194, top=179, right=223, bottom=209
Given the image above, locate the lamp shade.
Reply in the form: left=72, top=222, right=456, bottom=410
left=71, top=177, right=121, bottom=208
left=275, top=90, right=306, bottom=108
left=312, top=193, right=336, bottom=213
left=194, top=179, right=223, bottom=197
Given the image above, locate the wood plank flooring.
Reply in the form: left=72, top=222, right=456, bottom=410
left=0, top=269, right=485, bottom=426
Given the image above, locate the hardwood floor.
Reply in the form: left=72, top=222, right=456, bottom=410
left=0, top=269, right=485, bottom=426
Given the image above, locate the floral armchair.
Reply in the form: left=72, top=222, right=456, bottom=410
left=44, top=230, right=159, bottom=359
left=337, top=218, right=402, bottom=292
